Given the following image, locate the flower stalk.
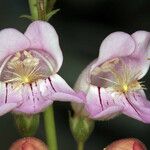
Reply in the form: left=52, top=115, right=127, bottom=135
left=28, top=0, right=39, bottom=20
left=37, top=0, right=47, bottom=20
left=44, top=106, right=58, bottom=150
left=28, top=0, right=47, bottom=21
left=70, top=115, right=95, bottom=150
left=27, top=0, right=59, bottom=21
left=78, top=141, right=84, bottom=150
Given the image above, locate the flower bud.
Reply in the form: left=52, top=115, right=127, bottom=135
left=14, top=114, right=40, bottom=137
left=104, top=138, right=147, bottom=150
left=69, top=114, right=95, bottom=143
left=9, top=137, right=48, bottom=150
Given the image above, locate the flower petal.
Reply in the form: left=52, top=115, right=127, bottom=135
left=126, top=92, right=150, bottom=123
left=85, top=85, right=123, bottom=120
left=114, top=93, right=143, bottom=121
left=0, top=28, right=30, bottom=61
left=25, top=21, right=63, bottom=72
left=91, top=32, right=135, bottom=71
left=0, top=82, right=23, bottom=115
left=131, top=31, right=150, bottom=58
left=91, top=106, right=123, bottom=120
left=13, top=74, right=84, bottom=114
left=13, top=82, right=53, bottom=114
left=49, top=74, right=85, bottom=103
left=0, top=82, right=23, bottom=104
left=131, top=31, right=150, bottom=78
left=0, top=103, right=17, bottom=116
left=112, top=91, right=150, bottom=123
left=74, top=60, right=96, bottom=92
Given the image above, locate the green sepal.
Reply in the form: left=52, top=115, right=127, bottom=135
left=14, top=113, right=40, bottom=137
left=69, top=113, right=95, bottom=143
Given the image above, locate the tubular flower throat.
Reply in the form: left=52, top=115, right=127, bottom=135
left=1, top=50, right=50, bottom=89
left=92, top=58, right=145, bottom=94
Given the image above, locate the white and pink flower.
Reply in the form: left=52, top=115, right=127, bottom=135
left=73, top=31, right=150, bottom=123
left=0, top=21, right=83, bottom=115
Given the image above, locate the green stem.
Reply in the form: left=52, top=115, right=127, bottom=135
left=37, top=0, right=47, bottom=20
left=44, top=106, right=58, bottom=150
left=28, top=0, right=39, bottom=20
left=28, top=0, right=47, bottom=20
left=77, top=141, right=84, bottom=150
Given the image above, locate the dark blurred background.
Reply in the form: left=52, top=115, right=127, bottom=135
left=0, top=0, right=150, bottom=149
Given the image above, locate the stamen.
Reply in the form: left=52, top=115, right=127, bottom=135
left=4, top=70, right=22, bottom=78
left=122, top=84, right=128, bottom=92
left=97, top=76, right=119, bottom=85
left=93, top=58, right=145, bottom=94
left=22, top=76, right=30, bottom=83
left=3, top=50, right=49, bottom=88
left=91, top=58, right=120, bottom=76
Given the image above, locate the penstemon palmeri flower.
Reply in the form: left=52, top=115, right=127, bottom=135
left=0, top=21, right=83, bottom=115
left=72, top=31, right=150, bottom=123
left=9, top=137, right=48, bottom=150
left=104, top=138, right=147, bottom=150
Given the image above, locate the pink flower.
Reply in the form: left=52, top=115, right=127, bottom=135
left=104, top=138, right=147, bottom=150
left=0, top=21, right=83, bottom=115
left=73, top=31, right=150, bottom=123
left=9, top=137, right=48, bottom=150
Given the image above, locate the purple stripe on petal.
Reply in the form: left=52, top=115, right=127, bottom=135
left=48, top=77, right=56, bottom=92
left=5, top=83, right=8, bottom=103
left=13, top=74, right=84, bottom=114
left=0, top=82, right=23, bottom=115
left=127, top=92, right=150, bottom=123
left=98, top=87, right=104, bottom=111
left=124, top=94, right=141, bottom=119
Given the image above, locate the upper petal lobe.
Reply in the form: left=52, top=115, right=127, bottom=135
left=25, top=21, right=63, bottom=73
left=0, top=28, right=30, bottom=61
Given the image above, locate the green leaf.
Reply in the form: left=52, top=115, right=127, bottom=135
left=19, top=15, right=36, bottom=21
left=46, top=9, right=60, bottom=21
